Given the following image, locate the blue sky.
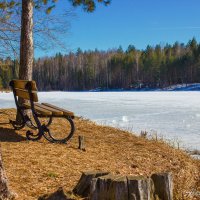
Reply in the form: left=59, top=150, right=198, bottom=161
left=35, top=0, right=200, bottom=57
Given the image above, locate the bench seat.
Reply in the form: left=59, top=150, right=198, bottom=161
left=23, top=102, right=74, bottom=117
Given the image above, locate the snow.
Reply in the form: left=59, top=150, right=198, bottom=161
left=0, top=91, right=200, bottom=151
left=163, top=83, right=200, bottom=91
left=89, top=83, right=200, bottom=91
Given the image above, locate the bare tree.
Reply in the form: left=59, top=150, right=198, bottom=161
left=0, top=8, right=20, bottom=58
left=0, top=0, right=110, bottom=81
left=0, top=2, right=72, bottom=61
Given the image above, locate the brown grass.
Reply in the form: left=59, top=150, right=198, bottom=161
left=0, top=109, right=199, bottom=200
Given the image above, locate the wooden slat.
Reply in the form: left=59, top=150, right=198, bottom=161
left=34, top=103, right=63, bottom=116
left=13, top=79, right=37, bottom=91
left=42, top=103, right=74, bottom=117
left=15, top=89, right=38, bottom=102
left=23, top=103, right=52, bottom=116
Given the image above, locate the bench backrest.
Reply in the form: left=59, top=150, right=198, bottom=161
left=10, top=80, right=38, bottom=102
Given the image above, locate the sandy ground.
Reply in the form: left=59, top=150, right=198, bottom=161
left=0, top=109, right=199, bottom=200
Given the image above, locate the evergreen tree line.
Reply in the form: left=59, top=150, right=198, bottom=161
left=0, top=58, right=18, bottom=89
left=1, top=38, right=200, bottom=90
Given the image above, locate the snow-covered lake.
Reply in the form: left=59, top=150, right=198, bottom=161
left=0, top=91, right=200, bottom=151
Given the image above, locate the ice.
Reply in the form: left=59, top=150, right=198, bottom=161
left=0, top=91, right=200, bottom=151
left=195, top=113, right=200, bottom=118
left=122, top=116, right=128, bottom=122
left=0, top=92, right=15, bottom=108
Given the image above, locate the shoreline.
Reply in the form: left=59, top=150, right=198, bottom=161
left=1, top=83, right=200, bottom=92
left=0, top=108, right=199, bottom=157
left=1, top=90, right=200, bottom=93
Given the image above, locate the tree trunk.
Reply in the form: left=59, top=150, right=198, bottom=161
left=0, top=146, right=15, bottom=199
left=19, top=0, right=34, bottom=81
left=16, top=0, right=34, bottom=122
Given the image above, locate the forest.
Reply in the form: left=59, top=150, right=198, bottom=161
left=1, top=37, right=200, bottom=91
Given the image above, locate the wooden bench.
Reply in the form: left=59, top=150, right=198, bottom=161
left=9, top=79, right=75, bottom=143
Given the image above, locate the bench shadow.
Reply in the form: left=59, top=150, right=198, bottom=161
left=0, top=127, right=27, bottom=142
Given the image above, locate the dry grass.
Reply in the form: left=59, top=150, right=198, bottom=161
left=0, top=109, right=199, bottom=200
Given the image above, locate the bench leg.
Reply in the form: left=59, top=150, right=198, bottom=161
left=43, top=116, right=75, bottom=143
left=25, top=115, right=75, bottom=143
left=10, top=120, right=25, bottom=130
left=26, top=125, right=47, bottom=141
left=10, top=108, right=26, bottom=130
left=25, top=116, right=53, bottom=130
left=10, top=108, right=40, bottom=131
left=26, top=112, right=44, bottom=141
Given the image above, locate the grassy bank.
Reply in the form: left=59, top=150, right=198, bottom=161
left=0, top=109, right=199, bottom=199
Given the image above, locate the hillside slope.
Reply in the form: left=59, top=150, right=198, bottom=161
left=0, top=109, right=199, bottom=199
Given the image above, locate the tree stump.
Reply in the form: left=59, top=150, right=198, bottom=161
left=0, top=147, right=15, bottom=200
left=127, top=176, right=151, bottom=200
left=74, top=171, right=173, bottom=200
left=151, top=173, right=173, bottom=200
left=73, top=171, right=109, bottom=197
left=78, top=136, right=85, bottom=151
left=90, top=174, right=128, bottom=200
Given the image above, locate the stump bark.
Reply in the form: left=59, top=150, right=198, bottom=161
left=0, top=147, right=15, bottom=200
left=127, top=176, right=151, bottom=200
left=151, top=173, right=173, bottom=200
left=73, top=171, right=109, bottom=197
left=90, top=174, right=128, bottom=200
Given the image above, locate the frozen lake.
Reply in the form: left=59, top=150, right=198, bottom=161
left=0, top=91, right=200, bottom=151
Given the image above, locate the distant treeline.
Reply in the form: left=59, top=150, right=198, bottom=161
left=1, top=38, right=200, bottom=90
left=0, top=58, right=18, bottom=89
